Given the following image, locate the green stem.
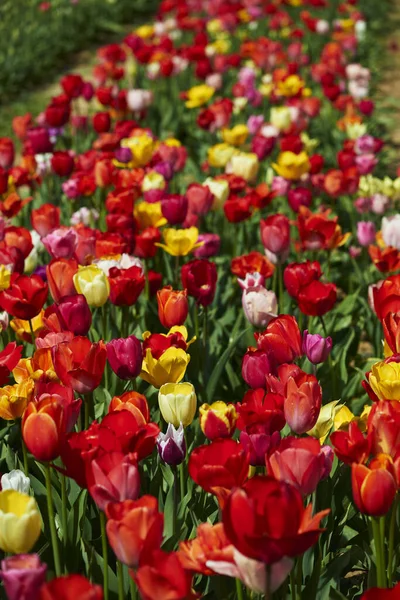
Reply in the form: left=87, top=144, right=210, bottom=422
left=100, top=511, right=109, bottom=600
left=129, top=577, right=138, bottom=600
left=117, top=561, right=124, bottom=600
left=45, top=464, right=61, bottom=577
left=296, top=555, right=303, bottom=599
left=28, top=319, right=35, bottom=346
left=193, top=303, right=199, bottom=340
left=380, top=515, right=387, bottom=588
left=21, top=438, right=29, bottom=477
left=290, top=568, right=296, bottom=600
left=173, top=467, right=178, bottom=536
left=175, top=255, right=180, bottom=288
left=388, top=495, right=398, bottom=587
left=61, top=473, right=68, bottom=551
left=235, top=578, right=244, bottom=600
left=179, top=461, right=186, bottom=500
left=319, top=315, right=336, bottom=398
left=372, top=517, right=385, bottom=588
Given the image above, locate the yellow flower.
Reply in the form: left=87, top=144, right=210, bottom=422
left=221, top=124, right=249, bottom=147
left=272, top=151, right=310, bottom=180
left=208, top=144, right=237, bottom=168
left=345, top=122, right=367, bottom=140
left=228, top=152, right=259, bottom=182
left=141, top=347, right=191, bottom=388
left=206, top=39, right=230, bottom=56
left=164, top=138, right=181, bottom=147
left=156, top=227, right=203, bottom=257
left=0, top=380, right=34, bottom=420
left=369, top=360, right=400, bottom=401
left=134, top=201, right=167, bottom=229
left=0, top=265, right=11, bottom=291
left=11, top=311, right=45, bottom=343
left=158, top=382, right=197, bottom=427
left=270, top=107, right=292, bottom=132
left=121, top=134, right=155, bottom=167
left=307, top=400, right=342, bottom=443
left=277, top=75, right=304, bottom=97
left=333, top=405, right=356, bottom=431
left=142, top=171, right=166, bottom=192
left=203, top=178, right=230, bottom=209
left=14, top=352, right=57, bottom=384
left=0, top=490, right=41, bottom=553
left=199, top=401, right=237, bottom=439
left=207, top=19, right=222, bottom=34
left=73, top=265, right=110, bottom=307
left=185, top=85, right=215, bottom=109
left=135, top=24, right=154, bottom=39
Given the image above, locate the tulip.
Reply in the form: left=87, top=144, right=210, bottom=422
left=369, top=358, right=400, bottom=401
left=26, top=127, right=53, bottom=154
left=108, top=266, right=145, bottom=306
left=260, top=214, right=290, bottom=256
left=1, top=470, right=30, bottom=495
left=357, top=221, right=376, bottom=247
left=106, top=335, right=142, bottom=380
left=284, top=373, right=322, bottom=434
left=241, top=348, right=273, bottom=389
left=240, top=431, right=280, bottom=467
left=158, top=382, right=197, bottom=428
left=157, top=423, right=186, bottom=466
left=0, top=554, right=46, bottom=600
left=73, top=265, right=110, bottom=307
left=0, top=490, right=41, bottom=554
left=302, top=330, right=332, bottom=364
left=178, top=522, right=234, bottom=575
left=194, top=233, right=220, bottom=259
left=199, top=401, right=237, bottom=440
left=51, top=152, right=74, bottom=177
left=38, top=574, right=102, bottom=600
left=51, top=294, right=92, bottom=336
left=361, top=583, right=400, bottom=599
left=85, top=450, right=140, bottom=511
left=383, top=313, right=400, bottom=355
left=382, top=215, right=400, bottom=250
left=42, top=228, right=77, bottom=260
left=236, top=389, right=285, bottom=435
left=135, top=550, right=196, bottom=600
left=283, top=261, right=322, bottom=298
left=157, top=287, right=188, bottom=328
left=0, top=341, right=23, bottom=386
left=223, top=476, right=329, bottom=564
left=227, top=152, right=259, bottom=182
left=186, top=183, right=214, bottom=216
left=297, top=280, right=337, bottom=316
left=156, top=227, right=203, bottom=256
left=272, top=151, right=310, bottom=180
left=52, top=337, right=106, bottom=394
left=352, top=463, right=396, bottom=516
left=141, top=346, right=191, bottom=388
left=22, top=397, right=71, bottom=462
left=0, top=137, right=14, bottom=169
left=181, top=259, right=217, bottom=306
left=288, top=187, right=312, bottom=212
left=0, top=274, right=48, bottom=321
left=161, top=194, right=188, bottom=225
left=372, top=274, right=400, bottom=321
left=109, top=391, right=149, bottom=425
left=0, top=381, right=33, bottom=420
left=255, top=315, right=302, bottom=365
left=31, top=204, right=61, bottom=238
left=92, top=112, right=111, bottom=133
left=46, top=258, right=78, bottom=303
left=106, top=496, right=164, bottom=568
left=241, top=281, right=278, bottom=328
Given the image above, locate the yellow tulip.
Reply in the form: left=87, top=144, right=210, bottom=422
left=185, top=84, right=215, bottom=109
left=11, top=311, right=45, bottom=343
left=203, top=178, right=230, bottom=209
left=307, top=400, right=342, bottom=443
left=277, top=75, right=304, bottom=97
left=0, top=380, right=34, bottom=420
left=228, top=152, right=259, bottom=182
left=121, top=134, right=155, bottom=167
left=270, top=107, right=292, bottom=132
left=156, top=227, right=203, bottom=257
left=0, top=265, right=11, bottom=291
left=221, top=125, right=249, bottom=147
left=0, top=490, right=41, bottom=554
left=369, top=360, right=400, bottom=401
left=134, top=201, right=166, bottom=229
left=135, top=24, right=154, bottom=39
left=142, top=171, right=166, bottom=192
left=272, top=151, right=311, bottom=180
left=141, top=347, right=191, bottom=388
left=208, top=144, right=237, bottom=168
left=73, top=265, right=110, bottom=307
left=159, top=382, right=197, bottom=427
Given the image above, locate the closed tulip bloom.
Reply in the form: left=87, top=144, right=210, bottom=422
left=106, top=496, right=164, bottom=568
left=283, top=261, right=322, bottom=298
left=141, top=347, right=191, bottom=388
left=157, top=423, right=186, bottom=466
left=156, top=227, right=203, bottom=256
left=0, top=381, right=33, bottom=420
left=46, top=258, right=78, bottom=303
left=181, top=259, right=217, bottom=306
left=193, top=233, right=220, bottom=259
left=135, top=550, right=197, bottom=600
left=31, top=204, right=61, bottom=237
left=297, top=280, right=337, bottom=316
left=352, top=463, right=396, bottom=516
left=0, top=554, right=46, bottom=600
left=361, top=584, right=400, bottom=599
left=240, top=431, right=281, bottom=467
left=0, top=491, right=41, bottom=554
left=52, top=337, right=106, bottom=394
left=109, top=391, right=149, bottom=425
left=1, top=470, right=30, bottom=495
left=73, top=265, right=110, bottom=307
left=107, top=335, right=142, bottom=380
left=260, top=214, right=290, bottom=256
left=157, top=287, right=188, bottom=328
left=302, top=330, right=332, bottom=364
left=161, top=194, right=188, bottom=225
left=255, top=315, right=302, bottom=365
left=22, top=397, right=72, bottom=462
left=38, top=574, right=103, bottom=600
left=331, top=421, right=371, bottom=465
left=42, top=228, right=77, bottom=260
left=200, top=401, right=237, bottom=440
left=159, top=382, right=197, bottom=428
left=0, top=274, right=48, bottom=321
left=54, top=294, right=92, bottom=336
left=357, top=221, right=376, bottom=247
left=368, top=359, right=400, bottom=401
left=284, top=373, right=322, bottom=434
left=242, top=348, right=273, bottom=389
left=272, top=151, right=310, bottom=180
left=242, top=285, right=278, bottom=328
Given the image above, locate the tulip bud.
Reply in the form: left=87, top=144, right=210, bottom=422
left=158, top=382, right=197, bottom=428
left=242, top=285, right=277, bottom=328
left=157, top=286, right=188, bottom=328
left=284, top=373, right=322, bottom=434
left=352, top=463, right=396, bottom=516
left=161, top=194, right=188, bottom=225
left=302, top=330, right=332, bottom=365
left=260, top=214, right=290, bottom=256
left=73, top=265, right=110, bottom=307
left=0, top=491, right=41, bottom=554
left=106, top=335, right=142, bottom=380
left=199, top=401, right=238, bottom=440
left=157, top=423, right=186, bottom=466
left=0, top=554, right=46, bottom=600
left=1, top=470, right=30, bottom=495
left=241, top=348, right=272, bottom=389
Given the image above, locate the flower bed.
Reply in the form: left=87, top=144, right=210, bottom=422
left=0, top=0, right=398, bottom=599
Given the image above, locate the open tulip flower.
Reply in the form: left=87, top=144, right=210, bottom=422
left=0, top=0, right=399, bottom=597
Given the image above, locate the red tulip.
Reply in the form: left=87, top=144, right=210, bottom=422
left=181, top=259, right=217, bottom=306
left=135, top=550, right=198, bottom=600
left=236, top=388, right=285, bottom=434
left=109, top=391, right=149, bottom=424
left=241, top=348, right=273, bottom=389
left=283, top=261, right=322, bottom=298
left=106, top=335, right=142, bottom=380
left=331, top=421, right=371, bottom=465
left=31, top=204, right=61, bottom=237
left=0, top=342, right=23, bottom=386
left=352, top=463, right=396, bottom=516
left=361, top=582, right=400, bottom=599
left=51, top=152, right=74, bottom=177
left=284, top=371, right=322, bottom=434
left=92, top=112, right=111, bottom=133
left=51, top=337, right=106, bottom=394
left=297, top=280, right=337, bottom=316
left=372, top=275, right=400, bottom=321
left=367, top=400, right=400, bottom=458
left=0, top=274, right=48, bottom=320
left=0, top=137, right=14, bottom=169
left=108, top=266, right=145, bottom=306
left=255, top=315, right=302, bottom=365
left=46, top=258, right=78, bottom=303
left=52, top=294, right=92, bottom=336
left=39, top=574, right=102, bottom=600
left=157, top=286, right=188, bottom=328
left=231, top=251, right=275, bottom=280
left=260, top=214, right=290, bottom=256
left=161, top=194, right=188, bottom=225
left=223, top=475, right=329, bottom=564
left=383, top=312, right=400, bottom=354
left=61, top=74, right=84, bottom=99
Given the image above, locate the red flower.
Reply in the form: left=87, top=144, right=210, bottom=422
left=224, top=196, right=252, bottom=223
left=39, top=574, right=102, bottom=600
left=51, top=152, right=75, bottom=177
left=0, top=137, right=14, bottom=169
left=331, top=421, right=371, bottom=465
left=284, top=371, right=322, bottom=434
left=255, top=315, right=302, bottom=365
left=352, top=463, right=396, bottom=516
left=0, top=273, right=48, bottom=320
left=93, top=112, right=111, bottom=133
left=61, top=74, right=84, bottom=99
left=231, top=251, right=275, bottom=279
left=157, top=287, right=188, bottom=328
left=223, top=475, right=329, bottom=564
left=134, top=228, right=162, bottom=259
left=106, top=335, right=142, bottom=380
left=46, top=258, right=78, bottom=303
left=188, top=439, right=249, bottom=507
left=260, top=214, right=290, bottom=256
left=383, top=313, right=400, bottom=355
left=283, top=261, right=322, bottom=298
left=373, top=274, right=400, bottom=321
left=236, top=389, right=285, bottom=434
left=108, top=266, right=145, bottom=306
left=51, top=337, right=106, bottom=394
left=31, top=204, right=61, bottom=237
left=0, top=342, right=23, bottom=386
left=135, top=550, right=198, bottom=600
left=181, top=259, right=217, bottom=307
left=361, top=582, right=400, bottom=599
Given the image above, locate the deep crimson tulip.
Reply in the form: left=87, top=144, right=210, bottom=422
left=84, top=449, right=140, bottom=511
left=373, top=275, right=400, bottom=321
left=51, top=152, right=75, bottom=177
left=52, top=294, right=92, bottom=336
left=223, top=476, right=329, bottom=564
left=45, top=100, right=70, bottom=128
left=161, top=194, right=188, bottom=225
left=297, top=280, right=337, bottom=316
left=108, top=266, right=145, bottom=306
left=240, top=430, right=281, bottom=467
left=0, top=342, right=23, bottom=386
left=266, top=437, right=333, bottom=496
left=39, top=574, right=102, bottom=600
left=255, top=315, right=302, bottom=365
left=26, top=127, right=53, bottom=154
left=31, top=204, right=61, bottom=237
left=51, top=337, right=106, bottom=394
left=288, top=187, right=312, bottom=212
left=92, top=112, right=111, bottom=133
left=106, top=496, right=164, bottom=568
left=46, top=258, right=78, bottom=303
left=223, top=196, right=252, bottom=223
left=181, top=259, right=217, bottom=307
left=283, top=261, right=322, bottom=298
left=236, top=389, right=285, bottom=434
left=106, top=335, right=142, bottom=380
left=284, top=372, right=322, bottom=434
left=260, top=214, right=290, bottom=256
left=135, top=550, right=198, bottom=600
left=352, top=463, right=396, bottom=516
left=0, top=137, right=14, bottom=169
left=331, top=421, right=371, bottom=465
left=188, top=439, right=250, bottom=507
left=61, top=74, right=84, bottom=99
left=361, top=583, right=400, bottom=599
left=0, top=273, right=48, bottom=320
left=241, top=348, right=273, bottom=389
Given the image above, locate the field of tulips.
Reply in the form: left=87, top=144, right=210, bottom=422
left=1, top=0, right=400, bottom=598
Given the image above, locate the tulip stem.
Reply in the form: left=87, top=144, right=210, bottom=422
left=45, top=464, right=62, bottom=577
left=319, top=316, right=336, bottom=399
left=296, top=555, right=303, bottom=599
left=290, top=569, right=296, bottom=600
left=235, top=578, right=244, bottom=600
left=388, top=495, right=399, bottom=586
left=193, top=303, right=199, bottom=339
left=129, top=577, right=138, bottom=600
left=179, top=459, right=186, bottom=500
left=372, top=516, right=386, bottom=588
left=173, top=467, right=178, bottom=536
left=21, top=438, right=29, bottom=477
left=117, top=560, right=124, bottom=600
left=28, top=319, right=35, bottom=345
left=100, top=511, right=109, bottom=600
left=61, top=473, right=68, bottom=551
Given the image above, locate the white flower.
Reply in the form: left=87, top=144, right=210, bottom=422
left=1, top=470, right=30, bottom=494
left=382, top=215, right=400, bottom=249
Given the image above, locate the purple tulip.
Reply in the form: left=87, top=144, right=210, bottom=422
left=157, top=423, right=186, bottom=466
left=302, top=330, right=332, bottom=365
left=0, top=554, right=46, bottom=600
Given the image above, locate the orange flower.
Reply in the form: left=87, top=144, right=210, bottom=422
left=297, top=207, right=350, bottom=251
left=13, top=349, right=58, bottom=384
left=178, top=523, right=234, bottom=575
left=369, top=246, right=400, bottom=273
left=10, top=311, right=45, bottom=343
left=157, top=286, right=188, bottom=329
left=108, top=390, right=150, bottom=425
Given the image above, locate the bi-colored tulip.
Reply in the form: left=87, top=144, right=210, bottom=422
left=157, top=286, right=188, bottom=328
left=284, top=372, right=322, bottom=435
left=158, top=382, right=197, bottom=428
left=199, top=401, right=237, bottom=440
left=73, top=265, right=110, bottom=307
left=157, top=423, right=186, bottom=466
left=0, top=490, right=41, bottom=554
left=0, top=554, right=46, bottom=600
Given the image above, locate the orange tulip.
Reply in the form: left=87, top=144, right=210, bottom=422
left=46, top=258, right=78, bottom=303
left=178, top=523, right=234, bottom=575
left=352, top=462, right=396, bottom=516
left=157, top=286, right=188, bottom=329
left=108, top=390, right=150, bottom=425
